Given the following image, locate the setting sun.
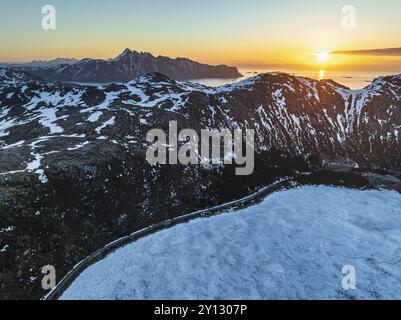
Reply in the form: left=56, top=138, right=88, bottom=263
left=317, top=50, right=330, bottom=63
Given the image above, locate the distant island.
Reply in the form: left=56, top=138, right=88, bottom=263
left=1, top=49, right=242, bottom=83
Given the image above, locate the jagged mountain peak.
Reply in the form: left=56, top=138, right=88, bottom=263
left=112, top=48, right=138, bottom=61
left=12, top=49, right=242, bottom=83
left=120, top=48, right=133, bottom=55
left=111, top=48, right=158, bottom=62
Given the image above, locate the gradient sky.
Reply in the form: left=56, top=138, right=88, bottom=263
left=0, top=0, right=400, bottom=71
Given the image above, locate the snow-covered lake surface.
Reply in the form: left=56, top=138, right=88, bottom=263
left=61, top=186, right=401, bottom=300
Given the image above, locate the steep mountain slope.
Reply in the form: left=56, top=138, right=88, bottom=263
left=0, top=69, right=400, bottom=299
left=23, top=49, right=242, bottom=83
left=1, top=69, right=400, bottom=176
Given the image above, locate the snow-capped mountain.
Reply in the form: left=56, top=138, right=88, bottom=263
left=0, top=69, right=400, bottom=300
left=1, top=69, right=400, bottom=176
left=21, top=49, right=242, bottom=83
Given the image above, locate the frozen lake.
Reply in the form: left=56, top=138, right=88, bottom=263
left=61, top=186, right=401, bottom=300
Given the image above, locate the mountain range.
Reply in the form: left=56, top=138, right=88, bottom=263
left=0, top=67, right=400, bottom=299
left=1, top=49, right=242, bottom=83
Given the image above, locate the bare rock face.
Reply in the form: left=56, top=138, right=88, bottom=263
left=11, top=49, right=242, bottom=83
left=0, top=69, right=400, bottom=299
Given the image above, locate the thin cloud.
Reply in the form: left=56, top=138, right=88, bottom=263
left=333, top=47, right=401, bottom=56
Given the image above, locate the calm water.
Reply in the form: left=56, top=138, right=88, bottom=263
left=66, top=67, right=401, bottom=90
left=191, top=67, right=401, bottom=90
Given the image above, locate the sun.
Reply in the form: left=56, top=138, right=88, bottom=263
left=316, top=50, right=330, bottom=63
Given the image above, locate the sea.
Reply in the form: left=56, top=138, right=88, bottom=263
left=191, top=67, right=401, bottom=90
left=66, top=67, right=401, bottom=90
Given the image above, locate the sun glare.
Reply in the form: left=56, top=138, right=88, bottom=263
left=317, top=50, right=330, bottom=63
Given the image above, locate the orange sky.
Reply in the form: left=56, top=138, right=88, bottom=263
left=0, top=0, right=400, bottom=72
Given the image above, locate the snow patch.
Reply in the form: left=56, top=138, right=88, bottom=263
left=95, top=117, right=115, bottom=134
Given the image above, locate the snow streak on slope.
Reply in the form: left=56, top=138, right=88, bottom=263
left=61, top=187, right=401, bottom=300
left=1, top=70, right=400, bottom=182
